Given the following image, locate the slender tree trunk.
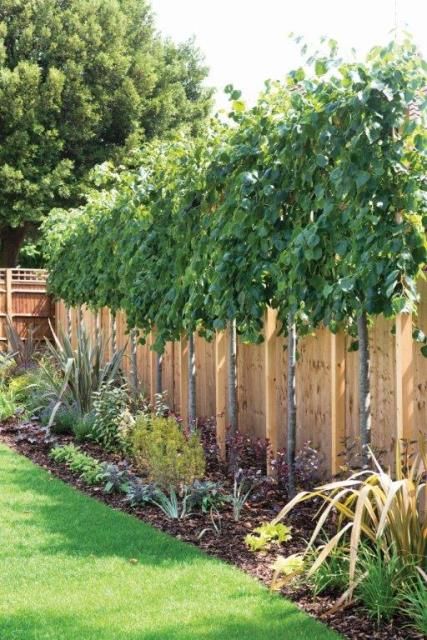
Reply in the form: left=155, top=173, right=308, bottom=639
left=111, top=312, right=117, bottom=357
left=156, top=352, right=163, bottom=394
left=357, top=312, right=371, bottom=467
left=130, top=328, right=138, bottom=396
left=287, top=315, right=297, bottom=498
left=188, top=332, right=197, bottom=431
left=95, top=310, right=101, bottom=345
left=227, top=319, right=238, bottom=473
left=66, top=307, right=72, bottom=343
left=0, top=225, right=27, bottom=267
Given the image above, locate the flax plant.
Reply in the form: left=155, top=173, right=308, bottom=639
left=273, top=437, right=427, bottom=598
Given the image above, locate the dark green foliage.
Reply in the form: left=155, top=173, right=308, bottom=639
left=73, top=412, right=96, bottom=442
left=49, top=443, right=104, bottom=484
left=399, top=572, right=427, bottom=636
left=310, top=547, right=349, bottom=596
left=101, top=463, right=131, bottom=494
left=125, top=480, right=158, bottom=507
left=187, top=480, right=226, bottom=513
left=0, top=0, right=212, bottom=266
left=50, top=405, right=78, bottom=436
left=356, top=546, right=402, bottom=624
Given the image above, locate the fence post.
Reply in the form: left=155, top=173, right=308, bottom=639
left=331, top=331, right=346, bottom=475
left=215, top=330, right=227, bottom=460
left=395, top=313, right=414, bottom=441
left=265, top=308, right=278, bottom=475
left=179, top=334, right=189, bottom=427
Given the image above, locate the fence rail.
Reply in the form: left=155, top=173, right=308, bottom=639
left=56, top=281, right=427, bottom=475
left=0, top=269, right=52, bottom=348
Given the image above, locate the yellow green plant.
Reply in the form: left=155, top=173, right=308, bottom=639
left=271, top=554, right=305, bottom=591
left=130, top=414, right=205, bottom=488
left=245, top=522, right=292, bottom=553
left=7, top=373, right=34, bottom=403
left=272, top=437, right=427, bottom=599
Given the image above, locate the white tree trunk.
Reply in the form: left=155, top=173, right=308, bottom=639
left=357, top=312, right=371, bottom=467
left=111, top=312, right=117, bottom=357
left=287, top=316, right=297, bottom=498
left=188, top=333, right=197, bottom=431
left=156, top=352, right=163, bottom=394
left=130, top=328, right=138, bottom=396
left=227, top=319, right=238, bottom=472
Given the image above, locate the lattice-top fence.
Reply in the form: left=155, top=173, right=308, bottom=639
left=0, top=269, right=53, bottom=349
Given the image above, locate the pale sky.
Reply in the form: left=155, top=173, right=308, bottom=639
left=151, top=0, right=427, bottom=110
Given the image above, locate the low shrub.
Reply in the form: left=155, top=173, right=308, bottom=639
left=7, top=373, right=34, bottom=404
left=50, top=405, right=79, bottom=435
left=356, top=545, right=402, bottom=624
left=49, top=444, right=104, bottom=485
left=125, top=480, right=159, bottom=507
left=0, top=390, right=17, bottom=421
left=130, top=414, right=205, bottom=488
left=101, top=463, right=131, bottom=494
left=0, top=353, right=16, bottom=384
left=187, top=480, right=226, bottom=513
left=92, top=384, right=131, bottom=452
left=271, top=441, right=323, bottom=491
left=73, top=412, right=95, bottom=441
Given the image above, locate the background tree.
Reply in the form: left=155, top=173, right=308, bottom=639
left=0, top=0, right=213, bottom=266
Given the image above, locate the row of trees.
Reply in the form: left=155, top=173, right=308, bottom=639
left=45, top=39, right=427, bottom=491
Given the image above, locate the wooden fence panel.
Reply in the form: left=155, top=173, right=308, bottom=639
left=0, top=269, right=52, bottom=350
left=54, top=296, right=427, bottom=474
left=296, top=328, right=332, bottom=469
left=237, top=341, right=266, bottom=439
left=195, top=334, right=216, bottom=418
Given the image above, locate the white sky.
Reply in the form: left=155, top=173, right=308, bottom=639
left=151, top=0, right=427, bottom=110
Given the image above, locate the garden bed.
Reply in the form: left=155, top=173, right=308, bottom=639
left=0, top=416, right=421, bottom=640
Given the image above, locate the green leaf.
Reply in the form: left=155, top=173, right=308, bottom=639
left=355, top=171, right=370, bottom=189
left=315, top=59, right=327, bottom=77
left=339, top=277, right=354, bottom=293
left=315, top=155, right=328, bottom=168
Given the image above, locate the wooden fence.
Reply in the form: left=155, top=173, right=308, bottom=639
left=0, top=269, right=52, bottom=350
left=56, top=281, right=427, bottom=475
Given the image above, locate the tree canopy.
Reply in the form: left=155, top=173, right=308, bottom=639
left=0, top=0, right=213, bottom=266
left=45, top=38, right=427, bottom=342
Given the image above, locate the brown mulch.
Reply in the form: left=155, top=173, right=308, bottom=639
left=0, top=418, right=421, bottom=640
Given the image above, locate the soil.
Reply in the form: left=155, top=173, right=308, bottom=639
left=0, top=417, right=422, bottom=640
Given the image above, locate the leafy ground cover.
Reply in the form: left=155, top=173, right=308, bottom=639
left=0, top=443, right=340, bottom=640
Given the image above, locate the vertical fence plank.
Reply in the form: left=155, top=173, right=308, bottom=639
left=395, top=313, right=414, bottom=441
left=179, top=334, right=189, bottom=427
left=265, top=308, right=278, bottom=475
left=331, top=331, right=346, bottom=475
left=215, top=330, right=227, bottom=460
left=5, top=269, right=12, bottom=319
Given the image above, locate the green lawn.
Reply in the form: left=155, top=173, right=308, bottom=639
left=0, top=444, right=340, bottom=640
